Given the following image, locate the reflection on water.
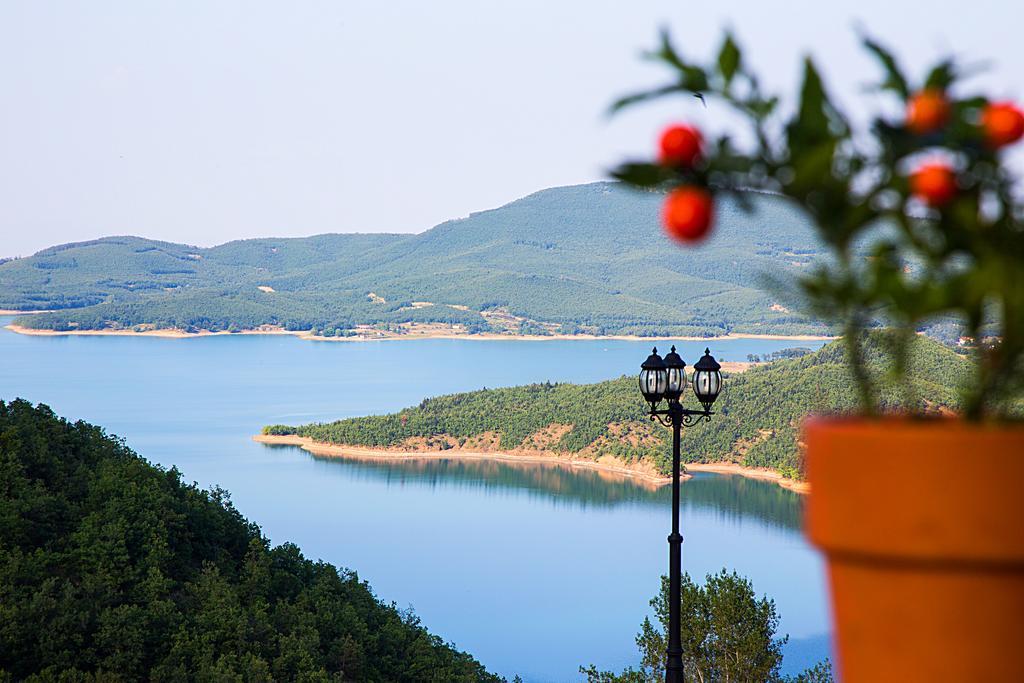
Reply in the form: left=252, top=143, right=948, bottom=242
left=0, top=325, right=828, bottom=682
left=271, top=445, right=803, bottom=530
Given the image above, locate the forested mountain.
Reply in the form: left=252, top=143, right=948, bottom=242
left=264, top=335, right=971, bottom=479
left=1, top=183, right=829, bottom=337
left=0, top=400, right=500, bottom=682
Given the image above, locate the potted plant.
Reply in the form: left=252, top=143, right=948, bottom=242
left=611, top=31, right=1024, bottom=681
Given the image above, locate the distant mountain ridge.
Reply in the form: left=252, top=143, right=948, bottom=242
left=0, top=182, right=829, bottom=337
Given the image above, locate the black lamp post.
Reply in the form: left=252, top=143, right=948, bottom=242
left=639, top=346, right=723, bottom=683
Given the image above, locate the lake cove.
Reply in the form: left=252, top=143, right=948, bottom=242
left=0, top=320, right=830, bottom=681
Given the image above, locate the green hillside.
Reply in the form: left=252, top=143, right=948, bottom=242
left=0, top=400, right=500, bottom=682
left=264, top=335, right=969, bottom=480
left=1, top=183, right=830, bottom=337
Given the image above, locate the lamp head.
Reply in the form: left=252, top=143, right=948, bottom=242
left=692, top=347, right=723, bottom=411
left=639, top=347, right=668, bottom=406
left=662, top=345, right=687, bottom=402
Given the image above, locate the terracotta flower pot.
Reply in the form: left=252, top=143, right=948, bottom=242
left=803, top=418, right=1024, bottom=682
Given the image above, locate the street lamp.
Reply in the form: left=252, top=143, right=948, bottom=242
left=638, top=346, right=723, bottom=683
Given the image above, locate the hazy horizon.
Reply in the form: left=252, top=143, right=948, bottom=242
left=6, top=179, right=609, bottom=254
left=3, top=1, right=1022, bottom=259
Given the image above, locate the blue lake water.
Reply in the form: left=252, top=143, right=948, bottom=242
left=0, top=319, right=832, bottom=681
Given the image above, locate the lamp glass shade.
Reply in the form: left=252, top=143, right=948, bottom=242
left=639, top=367, right=668, bottom=403
left=691, top=347, right=723, bottom=409
left=693, top=369, right=722, bottom=404
left=662, top=345, right=687, bottom=401
left=639, top=348, right=668, bottom=404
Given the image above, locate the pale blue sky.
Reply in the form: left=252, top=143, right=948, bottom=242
left=1, top=1, right=1022, bottom=258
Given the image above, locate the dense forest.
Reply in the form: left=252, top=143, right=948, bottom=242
left=1, top=183, right=833, bottom=337
left=265, top=334, right=971, bottom=479
left=0, top=399, right=500, bottom=682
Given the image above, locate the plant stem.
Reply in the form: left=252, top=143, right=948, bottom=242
left=963, top=312, right=986, bottom=421
left=844, top=316, right=876, bottom=416
left=892, top=324, right=919, bottom=413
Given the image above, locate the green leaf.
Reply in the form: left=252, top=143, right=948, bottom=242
left=679, top=66, right=709, bottom=94
left=608, top=83, right=687, bottom=114
left=746, top=95, right=779, bottom=118
left=717, top=34, right=741, bottom=86
left=799, top=58, right=829, bottom=133
left=924, top=59, right=956, bottom=90
left=609, top=162, right=674, bottom=188
left=787, top=141, right=837, bottom=199
left=646, top=27, right=687, bottom=72
left=788, top=58, right=832, bottom=150
left=641, top=29, right=708, bottom=93
left=862, top=35, right=910, bottom=98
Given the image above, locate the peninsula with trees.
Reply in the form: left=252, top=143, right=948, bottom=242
left=259, top=334, right=971, bottom=488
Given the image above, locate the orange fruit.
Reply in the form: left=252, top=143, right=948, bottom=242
left=662, top=187, right=714, bottom=242
left=981, top=102, right=1024, bottom=148
left=658, top=124, right=703, bottom=168
left=910, top=164, right=957, bottom=207
left=906, top=89, right=950, bottom=135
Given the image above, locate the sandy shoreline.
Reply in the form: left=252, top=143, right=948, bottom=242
left=3, top=321, right=758, bottom=372
left=3, top=324, right=302, bottom=339
left=683, top=462, right=810, bottom=494
left=252, top=434, right=809, bottom=493
left=4, top=322, right=834, bottom=345
left=253, top=434, right=675, bottom=484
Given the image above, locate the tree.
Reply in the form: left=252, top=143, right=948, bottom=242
left=582, top=570, right=833, bottom=683
left=612, top=30, right=1024, bottom=419
left=788, top=659, right=836, bottom=683
left=642, top=570, right=785, bottom=682
left=0, top=399, right=500, bottom=682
